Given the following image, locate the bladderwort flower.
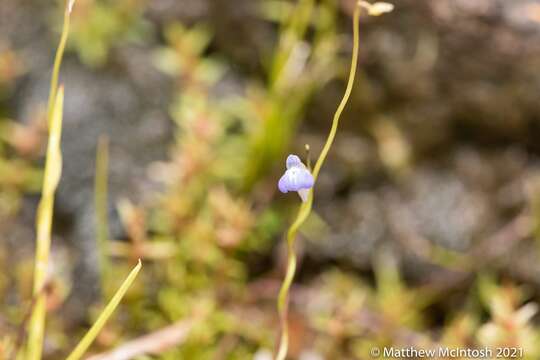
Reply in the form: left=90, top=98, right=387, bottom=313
left=275, top=2, right=394, bottom=360
left=278, top=154, right=314, bottom=202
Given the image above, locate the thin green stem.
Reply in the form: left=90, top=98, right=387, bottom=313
left=276, top=197, right=311, bottom=360
left=47, top=3, right=73, bottom=126
left=275, top=246, right=295, bottom=360
left=311, top=5, right=360, bottom=182
left=65, top=260, right=142, bottom=360
left=27, top=86, right=65, bottom=360
left=275, top=5, right=361, bottom=360
left=27, top=3, right=74, bottom=358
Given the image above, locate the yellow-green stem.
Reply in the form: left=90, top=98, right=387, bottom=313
left=27, top=86, right=65, bottom=360
left=27, top=3, right=74, bottom=358
left=65, top=260, right=142, bottom=360
left=275, top=4, right=361, bottom=360
left=311, top=8, right=360, bottom=182
left=47, top=2, right=73, bottom=126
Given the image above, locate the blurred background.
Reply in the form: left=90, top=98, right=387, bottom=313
left=2, top=0, right=540, bottom=358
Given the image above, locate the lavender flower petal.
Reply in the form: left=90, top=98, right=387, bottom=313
left=286, top=154, right=302, bottom=169
left=278, top=154, right=314, bottom=198
left=278, top=173, right=290, bottom=193
left=293, top=167, right=314, bottom=189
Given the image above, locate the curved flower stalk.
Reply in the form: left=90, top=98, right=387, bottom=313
left=275, top=2, right=393, bottom=359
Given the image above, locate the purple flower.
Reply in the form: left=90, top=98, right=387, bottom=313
left=278, top=154, right=314, bottom=202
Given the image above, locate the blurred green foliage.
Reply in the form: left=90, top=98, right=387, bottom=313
left=1, top=0, right=540, bottom=359
left=67, top=0, right=150, bottom=66
left=243, top=0, right=342, bottom=188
